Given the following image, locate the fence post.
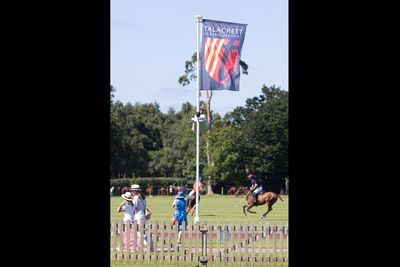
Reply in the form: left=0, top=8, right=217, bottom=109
left=286, top=224, right=289, bottom=262
left=188, top=225, right=193, bottom=262
left=200, top=224, right=208, bottom=266
left=266, top=223, right=270, bottom=262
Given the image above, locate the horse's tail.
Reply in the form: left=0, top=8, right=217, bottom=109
left=278, top=195, right=284, bottom=201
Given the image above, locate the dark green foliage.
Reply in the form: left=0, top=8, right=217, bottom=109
left=226, top=85, right=288, bottom=192
left=110, top=85, right=288, bottom=193
left=109, top=177, right=188, bottom=188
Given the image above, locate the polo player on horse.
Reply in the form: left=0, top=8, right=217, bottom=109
left=186, top=175, right=204, bottom=214
left=247, top=173, right=263, bottom=206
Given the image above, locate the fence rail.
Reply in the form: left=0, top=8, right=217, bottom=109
left=110, top=220, right=288, bottom=263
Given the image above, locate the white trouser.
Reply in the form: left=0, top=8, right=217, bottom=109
left=254, top=186, right=263, bottom=194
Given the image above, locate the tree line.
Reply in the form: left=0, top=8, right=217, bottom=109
left=110, top=84, right=288, bottom=193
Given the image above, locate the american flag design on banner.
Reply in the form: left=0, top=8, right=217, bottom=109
left=201, top=19, right=247, bottom=91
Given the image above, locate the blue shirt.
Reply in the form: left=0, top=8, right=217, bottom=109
left=174, top=198, right=186, bottom=215
left=174, top=198, right=188, bottom=225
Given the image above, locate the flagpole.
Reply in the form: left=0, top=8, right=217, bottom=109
left=194, top=15, right=202, bottom=224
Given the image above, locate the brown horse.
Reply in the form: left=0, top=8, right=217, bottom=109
left=227, top=186, right=237, bottom=195
left=235, top=186, right=249, bottom=197
left=159, top=187, right=167, bottom=195
left=145, top=185, right=153, bottom=196
left=186, top=194, right=200, bottom=216
left=243, top=191, right=284, bottom=218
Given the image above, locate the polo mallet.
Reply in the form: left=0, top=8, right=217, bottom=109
left=235, top=191, right=251, bottom=208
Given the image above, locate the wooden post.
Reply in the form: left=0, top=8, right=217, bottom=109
left=257, top=224, right=262, bottom=266
left=195, top=224, right=199, bottom=262
left=273, top=224, right=277, bottom=262
left=266, top=223, right=270, bottom=262
left=111, top=222, right=118, bottom=260
left=286, top=224, right=289, bottom=262
left=167, top=223, right=171, bottom=262
left=279, top=225, right=284, bottom=262
left=121, top=222, right=127, bottom=261
left=132, top=221, right=137, bottom=260
left=160, top=222, right=165, bottom=261
left=229, top=224, right=234, bottom=263
left=238, top=225, right=242, bottom=262
left=209, top=225, right=214, bottom=262
left=244, top=224, right=248, bottom=263
left=181, top=222, right=186, bottom=261
left=147, top=223, right=152, bottom=262
left=188, top=224, right=193, bottom=262
left=216, top=224, right=221, bottom=262
left=251, top=223, right=255, bottom=263
left=153, top=222, right=158, bottom=260
left=173, top=223, right=178, bottom=261
left=118, top=222, right=124, bottom=261
left=125, top=222, right=131, bottom=262
left=139, top=221, right=144, bottom=261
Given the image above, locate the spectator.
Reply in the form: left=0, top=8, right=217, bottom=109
left=130, top=184, right=153, bottom=250
left=285, top=178, right=289, bottom=195
left=116, top=192, right=134, bottom=222
left=110, top=186, right=115, bottom=196
left=171, top=191, right=188, bottom=244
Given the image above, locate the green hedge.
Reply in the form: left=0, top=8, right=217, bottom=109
left=110, top=177, right=189, bottom=188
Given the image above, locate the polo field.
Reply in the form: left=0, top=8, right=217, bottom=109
left=110, top=194, right=288, bottom=266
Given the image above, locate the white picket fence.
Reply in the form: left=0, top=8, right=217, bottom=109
left=110, top=220, right=288, bottom=264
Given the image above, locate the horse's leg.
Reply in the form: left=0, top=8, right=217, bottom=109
left=186, top=203, right=191, bottom=214
left=245, top=197, right=257, bottom=214
left=243, top=205, right=247, bottom=216
left=260, top=206, right=273, bottom=219
left=191, top=205, right=196, bottom=216
left=247, top=205, right=256, bottom=214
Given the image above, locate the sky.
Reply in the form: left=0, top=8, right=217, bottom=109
left=111, top=0, right=288, bottom=116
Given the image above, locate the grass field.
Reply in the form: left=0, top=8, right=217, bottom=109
left=111, top=194, right=288, bottom=224
left=110, top=194, right=288, bottom=266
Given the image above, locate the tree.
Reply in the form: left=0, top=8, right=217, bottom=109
left=227, top=85, right=288, bottom=193
left=110, top=96, right=165, bottom=178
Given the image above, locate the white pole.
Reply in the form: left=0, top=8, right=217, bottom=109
left=194, top=15, right=202, bottom=224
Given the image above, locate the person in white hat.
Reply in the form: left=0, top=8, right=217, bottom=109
left=130, top=184, right=148, bottom=223
left=130, top=184, right=154, bottom=249
left=116, top=191, right=134, bottom=222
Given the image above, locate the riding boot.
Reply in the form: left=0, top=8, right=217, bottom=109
left=252, top=192, right=258, bottom=206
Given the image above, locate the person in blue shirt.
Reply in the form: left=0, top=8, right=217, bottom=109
left=171, top=191, right=188, bottom=244
left=247, top=173, right=263, bottom=205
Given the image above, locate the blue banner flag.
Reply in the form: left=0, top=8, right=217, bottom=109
left=201, top=19, right=247, bottom=91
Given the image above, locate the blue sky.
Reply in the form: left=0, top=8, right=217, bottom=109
left=111, top=0, right=288, bottom=116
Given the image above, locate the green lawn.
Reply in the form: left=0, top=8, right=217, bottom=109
left=110, top=194, right=288, bottom=266
left=111, top=194, right=288, bottom=224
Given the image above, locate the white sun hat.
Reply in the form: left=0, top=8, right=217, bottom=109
left=130, top=184, right=142, bottom=191
left=121, top=191, right=133, bottom=201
